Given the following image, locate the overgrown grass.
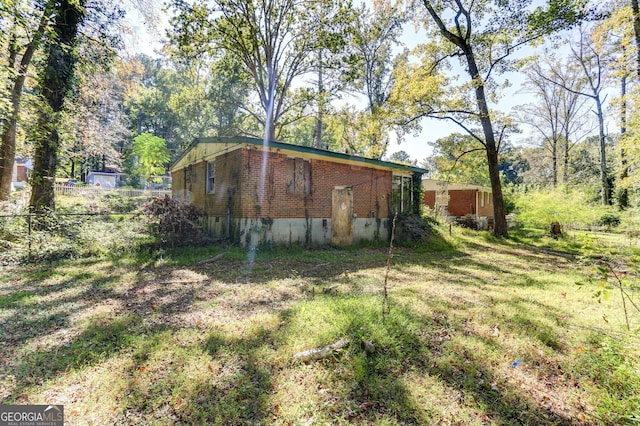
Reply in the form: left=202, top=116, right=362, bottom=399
left=0, top=222, right=638, bottom=424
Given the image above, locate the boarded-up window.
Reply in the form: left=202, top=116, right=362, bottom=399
left=286, top=158, right=311, bottom=194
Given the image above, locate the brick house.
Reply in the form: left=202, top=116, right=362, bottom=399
left=11, top=157, right=32, bottom=190
left=170, top=137, right=427, bottom=246
left=422, top=179, right=493, bottom=227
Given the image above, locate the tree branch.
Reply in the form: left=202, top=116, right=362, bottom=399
left=445, top=146, right=486, bottom=175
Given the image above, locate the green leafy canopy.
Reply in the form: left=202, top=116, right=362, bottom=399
left=129, top=133, right=171, bottom=182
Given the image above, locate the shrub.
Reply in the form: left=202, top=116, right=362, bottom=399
left=512, top=187, right=610, bottom=230
left=599, top=214, right=621, bottom=229
left=103, top=192, right=145, bottom=213
left=143, top=196, right=208, bottom=247
left=394, top=213, right=437, bottom=245
left=455, top=215, right=480, bottom=230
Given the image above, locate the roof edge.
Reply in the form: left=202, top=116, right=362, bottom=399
left=172, top=136, right=428, bottom=174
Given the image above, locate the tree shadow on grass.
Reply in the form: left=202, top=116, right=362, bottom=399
left=0, top=232, right=592, bottom=423
left=150, top=228, right=463, bottom=287
left=0, top=272, right=126, bottom=349
left=268, top=296, right=579, bottom=425
left=180, top=329, right=276, bottom=424
left=394, top=305, right=578, bottom=424
left=4, top=314, right=145, bottom=402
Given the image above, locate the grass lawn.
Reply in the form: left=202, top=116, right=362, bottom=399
left=0, top=225, right=638, bottom=425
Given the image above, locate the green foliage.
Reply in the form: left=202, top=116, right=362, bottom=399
left=527, top=0, right=590, bottom=35
left=388, top=150, right=412, bottom=164
left=577, top=256, right=640, bottom=332
left=620, top=207, right=640, bottom=238
left=127, top=133, right=170, bottom=185
left=340, top=0, right=408, bottom=157
left=102, top=192, right=146, bottom=213
left=575, top=335, right=640, bottom=424
left=512, top=187, right=613, bottom=229
left=124, top=51, right=251, bottom=152
left=168, top=0, right=339, bottom=140
left=427, top=133, right=490, bottom=186
left=618, top=86, right=640, bottom=207
left=502, top=186, right=518, bottom=215
left=598, top=213, right=621, bottom=229
left=0, top=210, right=151, bottom=265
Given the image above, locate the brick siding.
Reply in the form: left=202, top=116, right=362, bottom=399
left=172, top=147, right=393, bottom=220
left=423, top=191, right=436, bottom=209
left=446, top=190, right=476, bottom=216
left=237, top=148, right=391, bottom=219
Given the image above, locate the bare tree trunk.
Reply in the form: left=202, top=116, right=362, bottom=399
left=632, top=0, right=640, bottom=78
left=563, top=135, right=570, bottom=184
left=30, top=114, right=58, bottom=212
left=264, top=73, right=277, bottom=141
left=618, top=72, right=629, bottom=207
left=315, top=50, right=324, bottom=149
left=595, top=97, right=609, bottom=205
left=465, top=50, right=508, bottom=236
left=0, top=3, right=52, bottom=200
left=30, top=0, right=85, bottom=213
left=551, top=139, right=558, bottom=187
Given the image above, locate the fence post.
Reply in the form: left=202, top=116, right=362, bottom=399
left=27, top=214, right=32, bottom=260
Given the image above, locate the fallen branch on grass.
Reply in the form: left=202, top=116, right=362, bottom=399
left=322, top=284, right=340, bottom=294
left=196, top=252, right=227, bottom=265
left=293, top=338, right=350, bottom=362
left=157, top=279, right=210, bottom=285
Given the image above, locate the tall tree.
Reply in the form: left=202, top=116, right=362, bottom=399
left=592, top=1, right=636, bottom=207
left=543, top=25, right=612, bottom=205
left=0, top=0, right=54, bottom=201
left=29, top=0, right=85, bottom=212
left=400, top=0, right=584, bottom=236
left=307, top=1, right=351, bottom=148
left=620, top=94, right=640, bottom=200
left=170, top=0, right=325, bottom=141
left=2, top=0, right=124, bottom=202
left=61, top=64, right=129, bottom=179
left=126, top=132, right=170, bottom=186
left=344, top=0, right=406, bottom=158
left=631, top=0, right=640, bottom=77
left=519, top=53, right=592, bottom=186
left=164, top=17, right=254, bottom=143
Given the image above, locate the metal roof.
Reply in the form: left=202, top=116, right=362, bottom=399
left=171, top=136, right=428, bottom=175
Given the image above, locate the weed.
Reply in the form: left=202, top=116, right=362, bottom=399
left=574, top=334, right=640, bottom=424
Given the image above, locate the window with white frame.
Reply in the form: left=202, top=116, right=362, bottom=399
left=207, top=161, right=215, bottom=194
left=391, top=175, right=413, bottom=213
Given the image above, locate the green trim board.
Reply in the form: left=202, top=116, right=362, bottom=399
left=171, top=136, right=428, bottom=175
